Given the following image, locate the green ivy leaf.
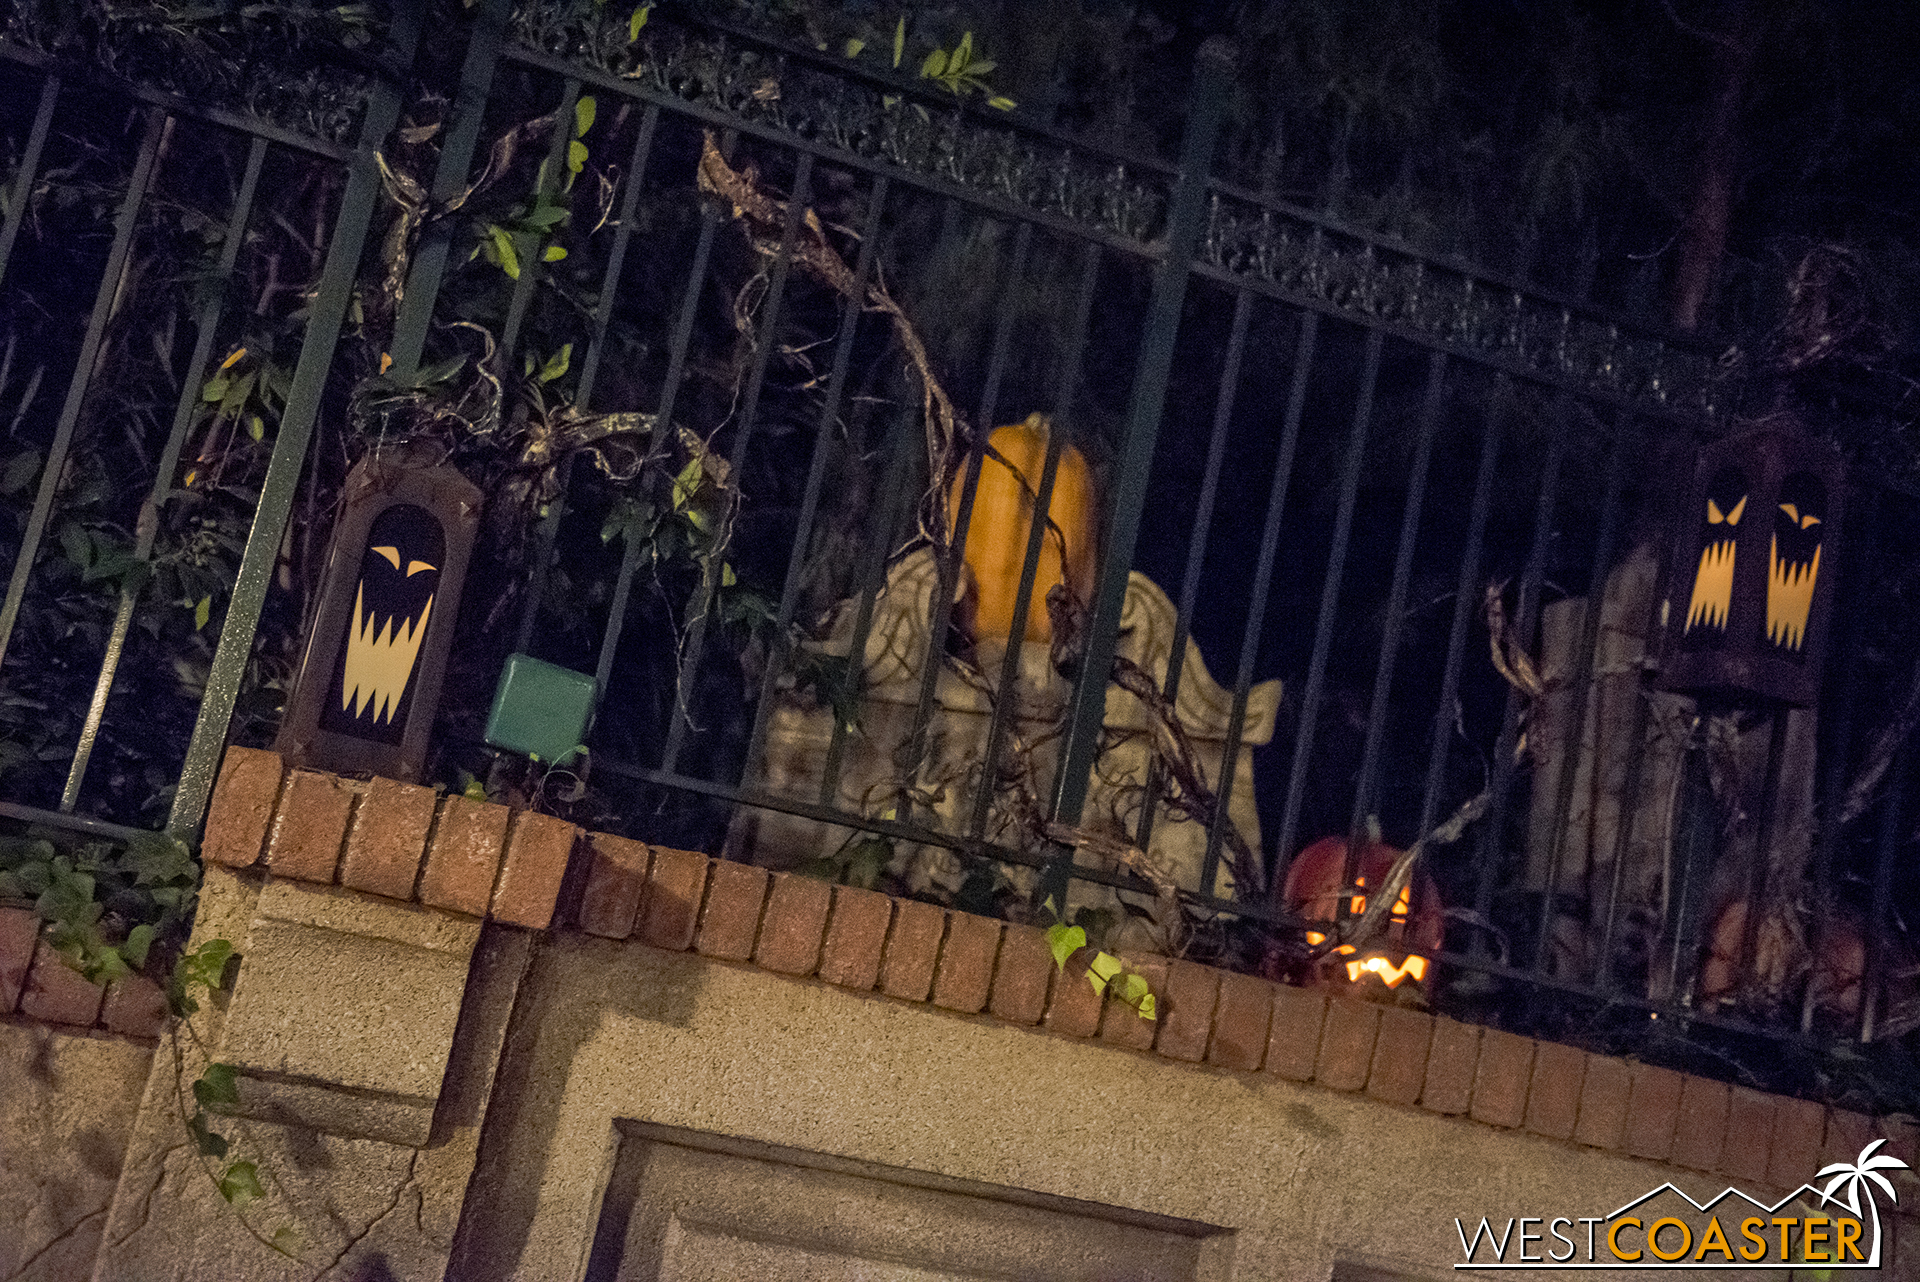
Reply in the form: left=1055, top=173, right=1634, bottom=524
left=1046, top=922, right=1085, bottom=971
left=567, top=139, right=589, bottom=174
left=574, top=95, right=596, bottom=136
left=920, top=48, right=947, bottom=79
left=892, top=16, right=906, bottom=68
left=36, top=864, right=98, bottom=926
left=1, top=449, right=40, bottom=495
left=486, top=224, right=520, bottom=279
left=517, top=202, right=571, bottom=230
left=844, top=36, right=865, bottom=58
left=179, top=938, right=234, bottom=994
left=413, top=353, right=468, bottom=387
left=986, top=95, right=1016, bottom=111
left=670, top=455, right=703, bottom=512
left=543, top=245, right=567, bottom=262
left=189, top=1111, right=229, bottom=1158
left=843, top=835, right=890, bottom=890
left=194, top=595, right=211, bottom=631
left=537, top=343, right=572, bottom=384
left=123, top=923, right=156, bottom=970
left=194, top=1062, right=241, bottom=1112
left=628, top=3, right=649, bottom=40
left=218, top=1160, right=264, bottom=1206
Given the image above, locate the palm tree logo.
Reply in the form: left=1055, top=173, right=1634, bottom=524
left=1814, top=1139, right=1909, bottom=1268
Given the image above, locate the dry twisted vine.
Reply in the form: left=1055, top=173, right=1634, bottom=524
left=698, top=130, right=1269, bottom=917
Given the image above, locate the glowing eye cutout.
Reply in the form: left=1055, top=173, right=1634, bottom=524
left=1800, top=513, right=1820, bottom=528
left=1780, top=502, right=1798, bottom=524
left=372, top=546, right=401, bottom=570
left=407, top=560, right=436, bottom=576
left=1707, top=496, right=1746, bottom=525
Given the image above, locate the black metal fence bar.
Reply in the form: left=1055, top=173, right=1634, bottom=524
left=1468, top=390, right=1571, bottom=938
left=574, top=104, right=660, bottom=411
left=1413, top=376, right=1507, bottom=848
left=500, top=77, right=583, bottom=365
left=1050, top=39, right=1234, bottom=834
left=0, top=69, right=58, bottom=292
left=738, top=174, right=891, bottom=784
left=1135, top=284, right=1253, bottom=862
left=0, top=799, right=159, bottom=846
left=816, top=397, right=921, bottom=806
left=385, top=0, right=513, bottom=384
left=1189, top=261, right=1704, bottom=428
left=0, top=43, right=354, bottom=162
left=1530, top=415, right=1633, bottom=972
left=965, top=239, right=1102, bottom=844
left=1275, top=326, right=1385, bottom=904
left=556, top=123, right=728, bottom=661
left=658, top=154, right=814, bottom=777
left=896, top=220, right=1035, bottom=812
left=1345, top=349, right=1449, bottom=847
left=1227, top=309, right=1319, bottom=895
left=1592, top=520, right=1673, bottom=994
left=1801, top=485, right=1879, bottom=1032
left=0, top=106, right=166, bottom=675
left=167, top=3, right=424, bottom=836
left=1862, top=741, right=1908, bottom=1042
left=500, top=44, right=1165, bottom=271
left=61, top=132, right=271, bottom=813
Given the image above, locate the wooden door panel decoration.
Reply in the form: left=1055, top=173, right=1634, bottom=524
left=275, top=448, right=482, bottom=780
left=1660, top=420, right=1843, bottom=707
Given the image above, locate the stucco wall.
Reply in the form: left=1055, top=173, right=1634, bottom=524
left=448, top=933, right=1916, bottom=1280
left=0, top=1022, right=153, bottom=1282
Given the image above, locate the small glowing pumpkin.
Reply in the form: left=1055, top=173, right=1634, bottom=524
left=1283, top=835, right=1444, bottom=988
left=951, top=413, right=1096, bottom=644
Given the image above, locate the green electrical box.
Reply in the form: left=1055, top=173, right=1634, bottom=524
left=484, top=653, right=596, bottom=765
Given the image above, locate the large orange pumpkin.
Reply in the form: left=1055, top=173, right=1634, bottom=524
left=1283, top=836, right=1444, bottom=988
left=951, top=413, right=1096, bottom=644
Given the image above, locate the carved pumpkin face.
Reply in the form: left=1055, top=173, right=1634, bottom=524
left=1283, top=836, right=1444, bottom=988
left=1766, top=471, right=1825, bottom=655
left=319, top=503, right=443, bottom=744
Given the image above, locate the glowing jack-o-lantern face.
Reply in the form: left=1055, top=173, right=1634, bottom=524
left=1683, top=467, right=1747, bottom=641
left=1283, top=836, right=1444, bottom=989
left=1766, top=471, right=1825, bottom=655
left=319, top=503, right=443, bottom=744
left=1660, top=422, right=1843, bottom=708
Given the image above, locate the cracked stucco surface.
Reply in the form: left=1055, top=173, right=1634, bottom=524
left=0, top=1022, right=153, bottom=1282
left=80, top=863, right=527, bottom=1282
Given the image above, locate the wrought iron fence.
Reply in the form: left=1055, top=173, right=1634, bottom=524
left=2, top=0, right=1916, bottom=1104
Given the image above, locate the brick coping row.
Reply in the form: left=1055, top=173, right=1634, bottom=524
left=9, top=746, right=1918, bottom=1209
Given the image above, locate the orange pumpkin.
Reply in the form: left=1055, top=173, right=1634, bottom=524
left=1700, top=899, right=1864, bottom=1017
left=951, top=413, right=1096, bottom=644
left=1283, top=836, right=1444, bottom=988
